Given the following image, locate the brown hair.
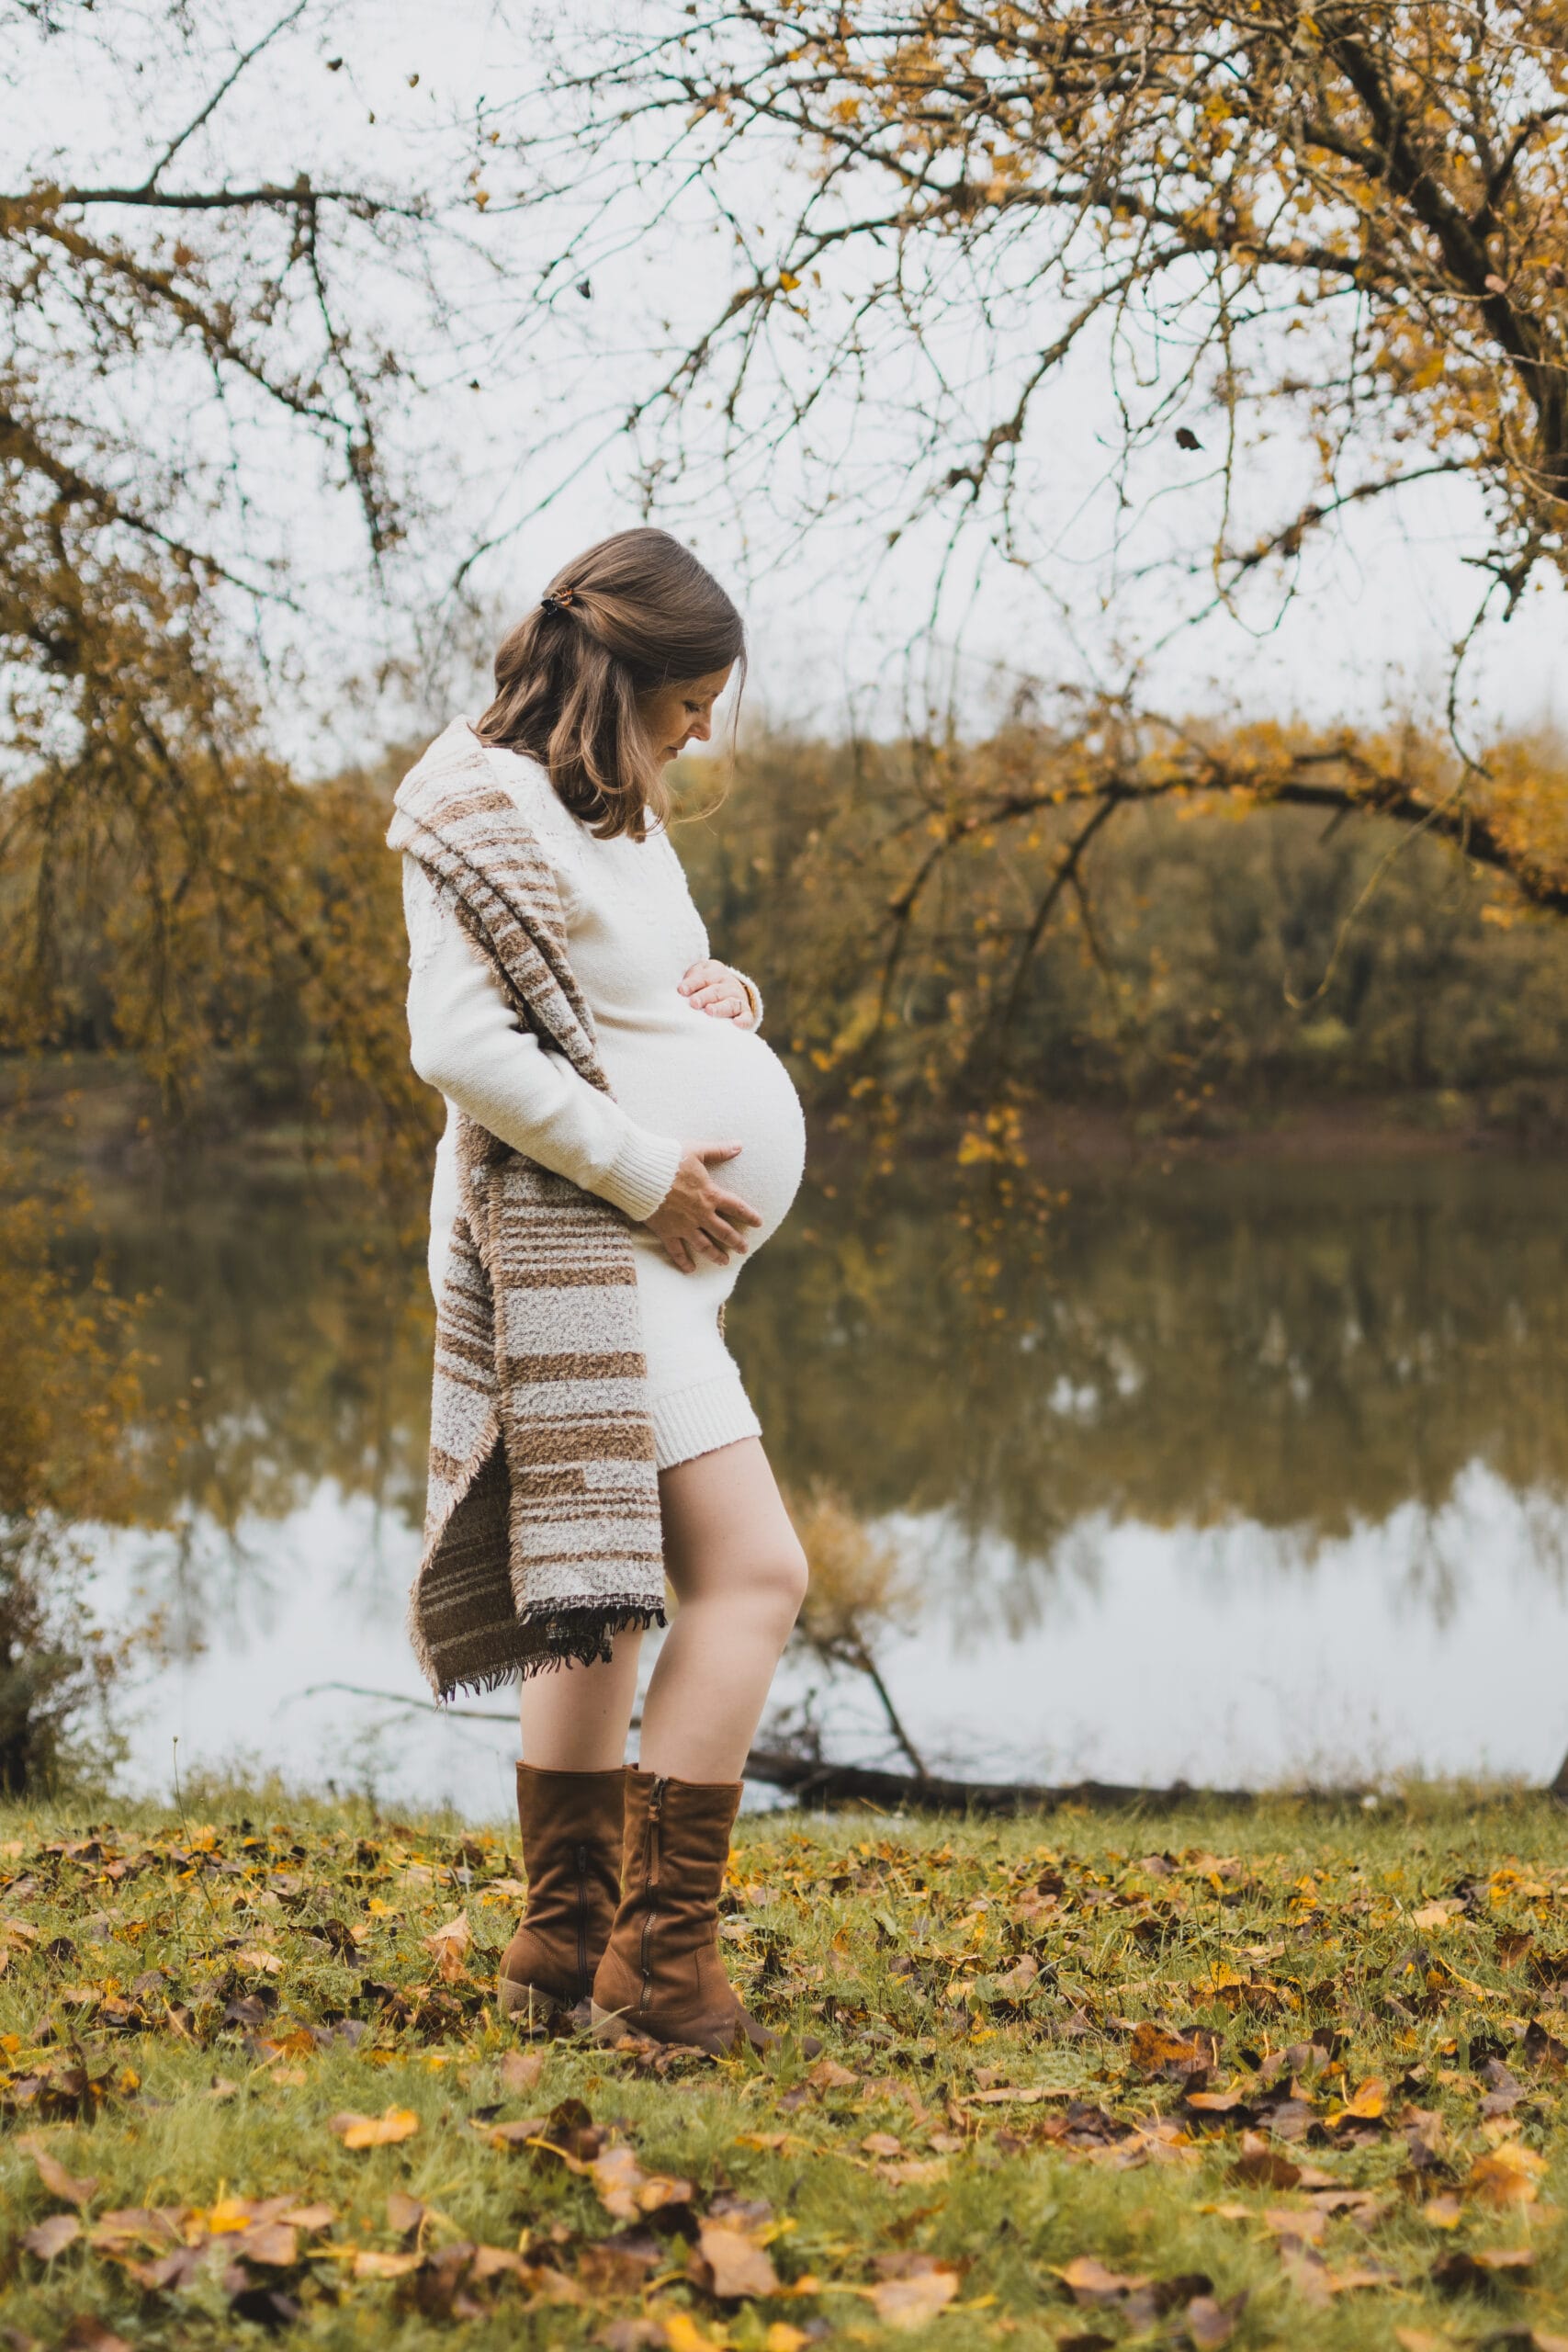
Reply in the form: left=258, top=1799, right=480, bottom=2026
left=474, top=527, right=745, bottom=841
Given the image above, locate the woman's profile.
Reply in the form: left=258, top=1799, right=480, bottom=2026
left=389, top=526, right=808, bottom=2054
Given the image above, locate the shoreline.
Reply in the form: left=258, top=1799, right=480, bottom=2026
left=3, top=1053, right=1565, bottom=1185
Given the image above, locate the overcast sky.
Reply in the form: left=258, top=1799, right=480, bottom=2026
left=14, top=0, right=1566, bottom=760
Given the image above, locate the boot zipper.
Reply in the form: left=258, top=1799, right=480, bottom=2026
left=638, top=1776, right=669, bottom=2010
left=574, top=1841, right=590, bottom=2001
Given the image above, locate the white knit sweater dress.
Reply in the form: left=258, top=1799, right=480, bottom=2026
left=402, top=730, right=807, bottom=1472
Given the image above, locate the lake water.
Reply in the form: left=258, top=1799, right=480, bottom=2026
left=56, top=1149, right=1568, bottom=1815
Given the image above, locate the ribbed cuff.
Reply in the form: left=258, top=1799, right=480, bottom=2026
left=732, top=968, right=763, bottom=1031
left=651, top=1374, right=761, bottom=1471
left=599, top=1126, right=682, bottom=1223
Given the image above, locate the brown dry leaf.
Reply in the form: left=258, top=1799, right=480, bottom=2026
left=991, top=1954, right=1040, bottom=1998
left=805, top=2056, right=858, bottom=2092
left=1186, top=2291, right=1247, bottom=2351
left=423, top=1911, right=471, bottom=1983
left=17, top=2134, right=99, bottom=2209
left=470, top=2246, right=525, bottom=2280
left=327, top=2106, right=420, bottom=2150
left=60, top=2323, right=132, bottom=2352
left=1058, top=2256, right=1149, bottom=2302
left=234, top=1947, right=284, bottom=1974
left=861, top=2132, right=903, bottom=2157
left=876, top=2157, right=949, bottom=2184
left=1331, top=2077, right=1386, bottom=2122
left=1129, top=2022, right=1201, bottom=2072
left=22, top=2213, right=82, bottom=2260
left=867, top=2258, right=960, bottom=2332
left=1230, top=2133, right=1300, bottom=2189
left=386, top=2191, right=424, bottom=2237
left=695, top=2217, right=780, bottom=2300
left=234, top=2221, right=298, bottom=2267
left=1392, top=2331, right=1450, bottom=2352
left=1263, top=2205, right=1328, bottom=2245
left=282, top=2202, right=335, bottom=2232
left=1413, top=1901, right=1466, bottom=1931
left=1467, top=2142, right=1548, bottom=2207
left=589, top=2144, right=694, bottom=2223
left=353, top=2248, right=425, bottom=2279
left=501, top=2048, right=545, bottom=2098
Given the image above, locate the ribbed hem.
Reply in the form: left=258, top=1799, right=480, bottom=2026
left=599, top=1125, right=682, bottom=1222
left=651, top=1374, right=761, bottom=1471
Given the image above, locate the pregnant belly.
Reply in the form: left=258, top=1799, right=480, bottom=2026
left=599, top=1014, right=807, bottom=1245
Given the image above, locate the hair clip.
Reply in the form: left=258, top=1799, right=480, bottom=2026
left=539, top=587, right=577, bottom=614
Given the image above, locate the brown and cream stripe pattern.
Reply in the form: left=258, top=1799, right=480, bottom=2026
left=388, top=720, right=666, bottom=1698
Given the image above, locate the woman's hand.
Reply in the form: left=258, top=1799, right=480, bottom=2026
left=678, top=957, right=754, bottom=1023
left=645, top=1142, right=762, bottom=1272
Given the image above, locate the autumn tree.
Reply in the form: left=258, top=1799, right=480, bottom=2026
left=0, top=2, right=488, bottom=1162
left=518, top=3, right=1568, bottom=1118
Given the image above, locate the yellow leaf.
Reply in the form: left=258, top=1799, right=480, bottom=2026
left=1467, top=2142, right=1547, bottom=2206
left=777, top=272, right=800, bottom=291
left=328, top=2106, right=420, bottom=2150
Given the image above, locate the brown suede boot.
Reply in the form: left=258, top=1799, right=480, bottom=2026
left=498, top=1763, right=625, bottom=2030
left=590, top=1768, right=772, bottom=2056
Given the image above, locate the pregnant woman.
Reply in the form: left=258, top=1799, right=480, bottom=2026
left=391, top=528, right=808, bottom=2054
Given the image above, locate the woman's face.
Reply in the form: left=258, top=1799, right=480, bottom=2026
left=639, top=665, right=734, bottom=766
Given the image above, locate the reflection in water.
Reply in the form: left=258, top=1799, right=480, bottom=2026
left=59, top=1153, right=1568, bottom=1796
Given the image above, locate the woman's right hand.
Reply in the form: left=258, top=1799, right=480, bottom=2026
left=644, top=1142, right=761, bottom=1272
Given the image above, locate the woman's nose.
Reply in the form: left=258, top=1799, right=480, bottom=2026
left=690, top=712, right=712, bottom=741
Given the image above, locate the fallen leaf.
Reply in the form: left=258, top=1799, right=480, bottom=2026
left=234, top=1947, right=284, bottom=1974
left=1422, top=2193, right=1465, bottom=2228
left=1129, top=2022, right=1201, bottom=2073
left=1413, top=1902, right=1465, bottom=1931
left=661, top=2315, right=728, bottom=2351
left=696, top=2218, right=780, bottom=2300
left=1059, top=2256, right=1150, bottom=2302
left=281, top=2202, right=335, bottom=2232
left=353, top=2248, right=425, bottom=2279
left=22, top=2213, right=82, bottom=2260
left=1468, top=2143, right=1548, bottom=2207
left=861, top=2132, right=903, bottom=2157
left=1263, top=2205, right=1328, bottom=2245
left=991, top=1954, right=1040, bottom=1998
left=386, top=2191, right=424, bottom=2236
left=587, top=2143, right=694, bottom=2223
left=763, top=2328, right=811, bottom=2352
left=60, top=2324, right=131, bottom=2352
left=501, top=2048, right=545, bottom=2097
left=1392, top=2331, right=1449, bottom=2352
left=327, top=2106, right=420, bottom=2150
left=805, top=2056, right=858, bottom=2092
left=1432, top=2246, right=1535, bottom=2291
left=234, top=2222, right=298, bottom=2267
left=867, top=2256, right=961, bottom=2331
left=17, top=2134, right=99, bottom=2209
left=423, top=1911, right=471, bottom=1983
left=1329, top=2077, right=1386, bottom=2123
left=1186, top=2291, right=1247, bottom=2350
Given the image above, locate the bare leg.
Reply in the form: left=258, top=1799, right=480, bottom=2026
left=639, top=1437, right=808, bottom=1783
left=518, top=1630, right=642, bottom=1773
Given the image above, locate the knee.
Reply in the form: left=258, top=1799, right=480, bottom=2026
left=749, top=1532, right=809, bottom=1634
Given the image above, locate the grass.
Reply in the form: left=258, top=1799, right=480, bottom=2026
left=2, top=1788, right=1568, bottom=2349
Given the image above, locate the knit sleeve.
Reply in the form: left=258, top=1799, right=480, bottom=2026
left=401, top=859, right=682, bottom=1223
left=729, top=969, right=764, bottom=1032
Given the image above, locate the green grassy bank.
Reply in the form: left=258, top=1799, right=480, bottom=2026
left=2, top=1793, right=1567, bottom=2348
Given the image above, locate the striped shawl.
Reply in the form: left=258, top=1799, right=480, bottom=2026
left=388, top=719, right=666, bottom=1699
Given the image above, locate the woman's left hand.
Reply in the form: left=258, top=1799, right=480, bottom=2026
left=678, top=958, right=753, bottom=1023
